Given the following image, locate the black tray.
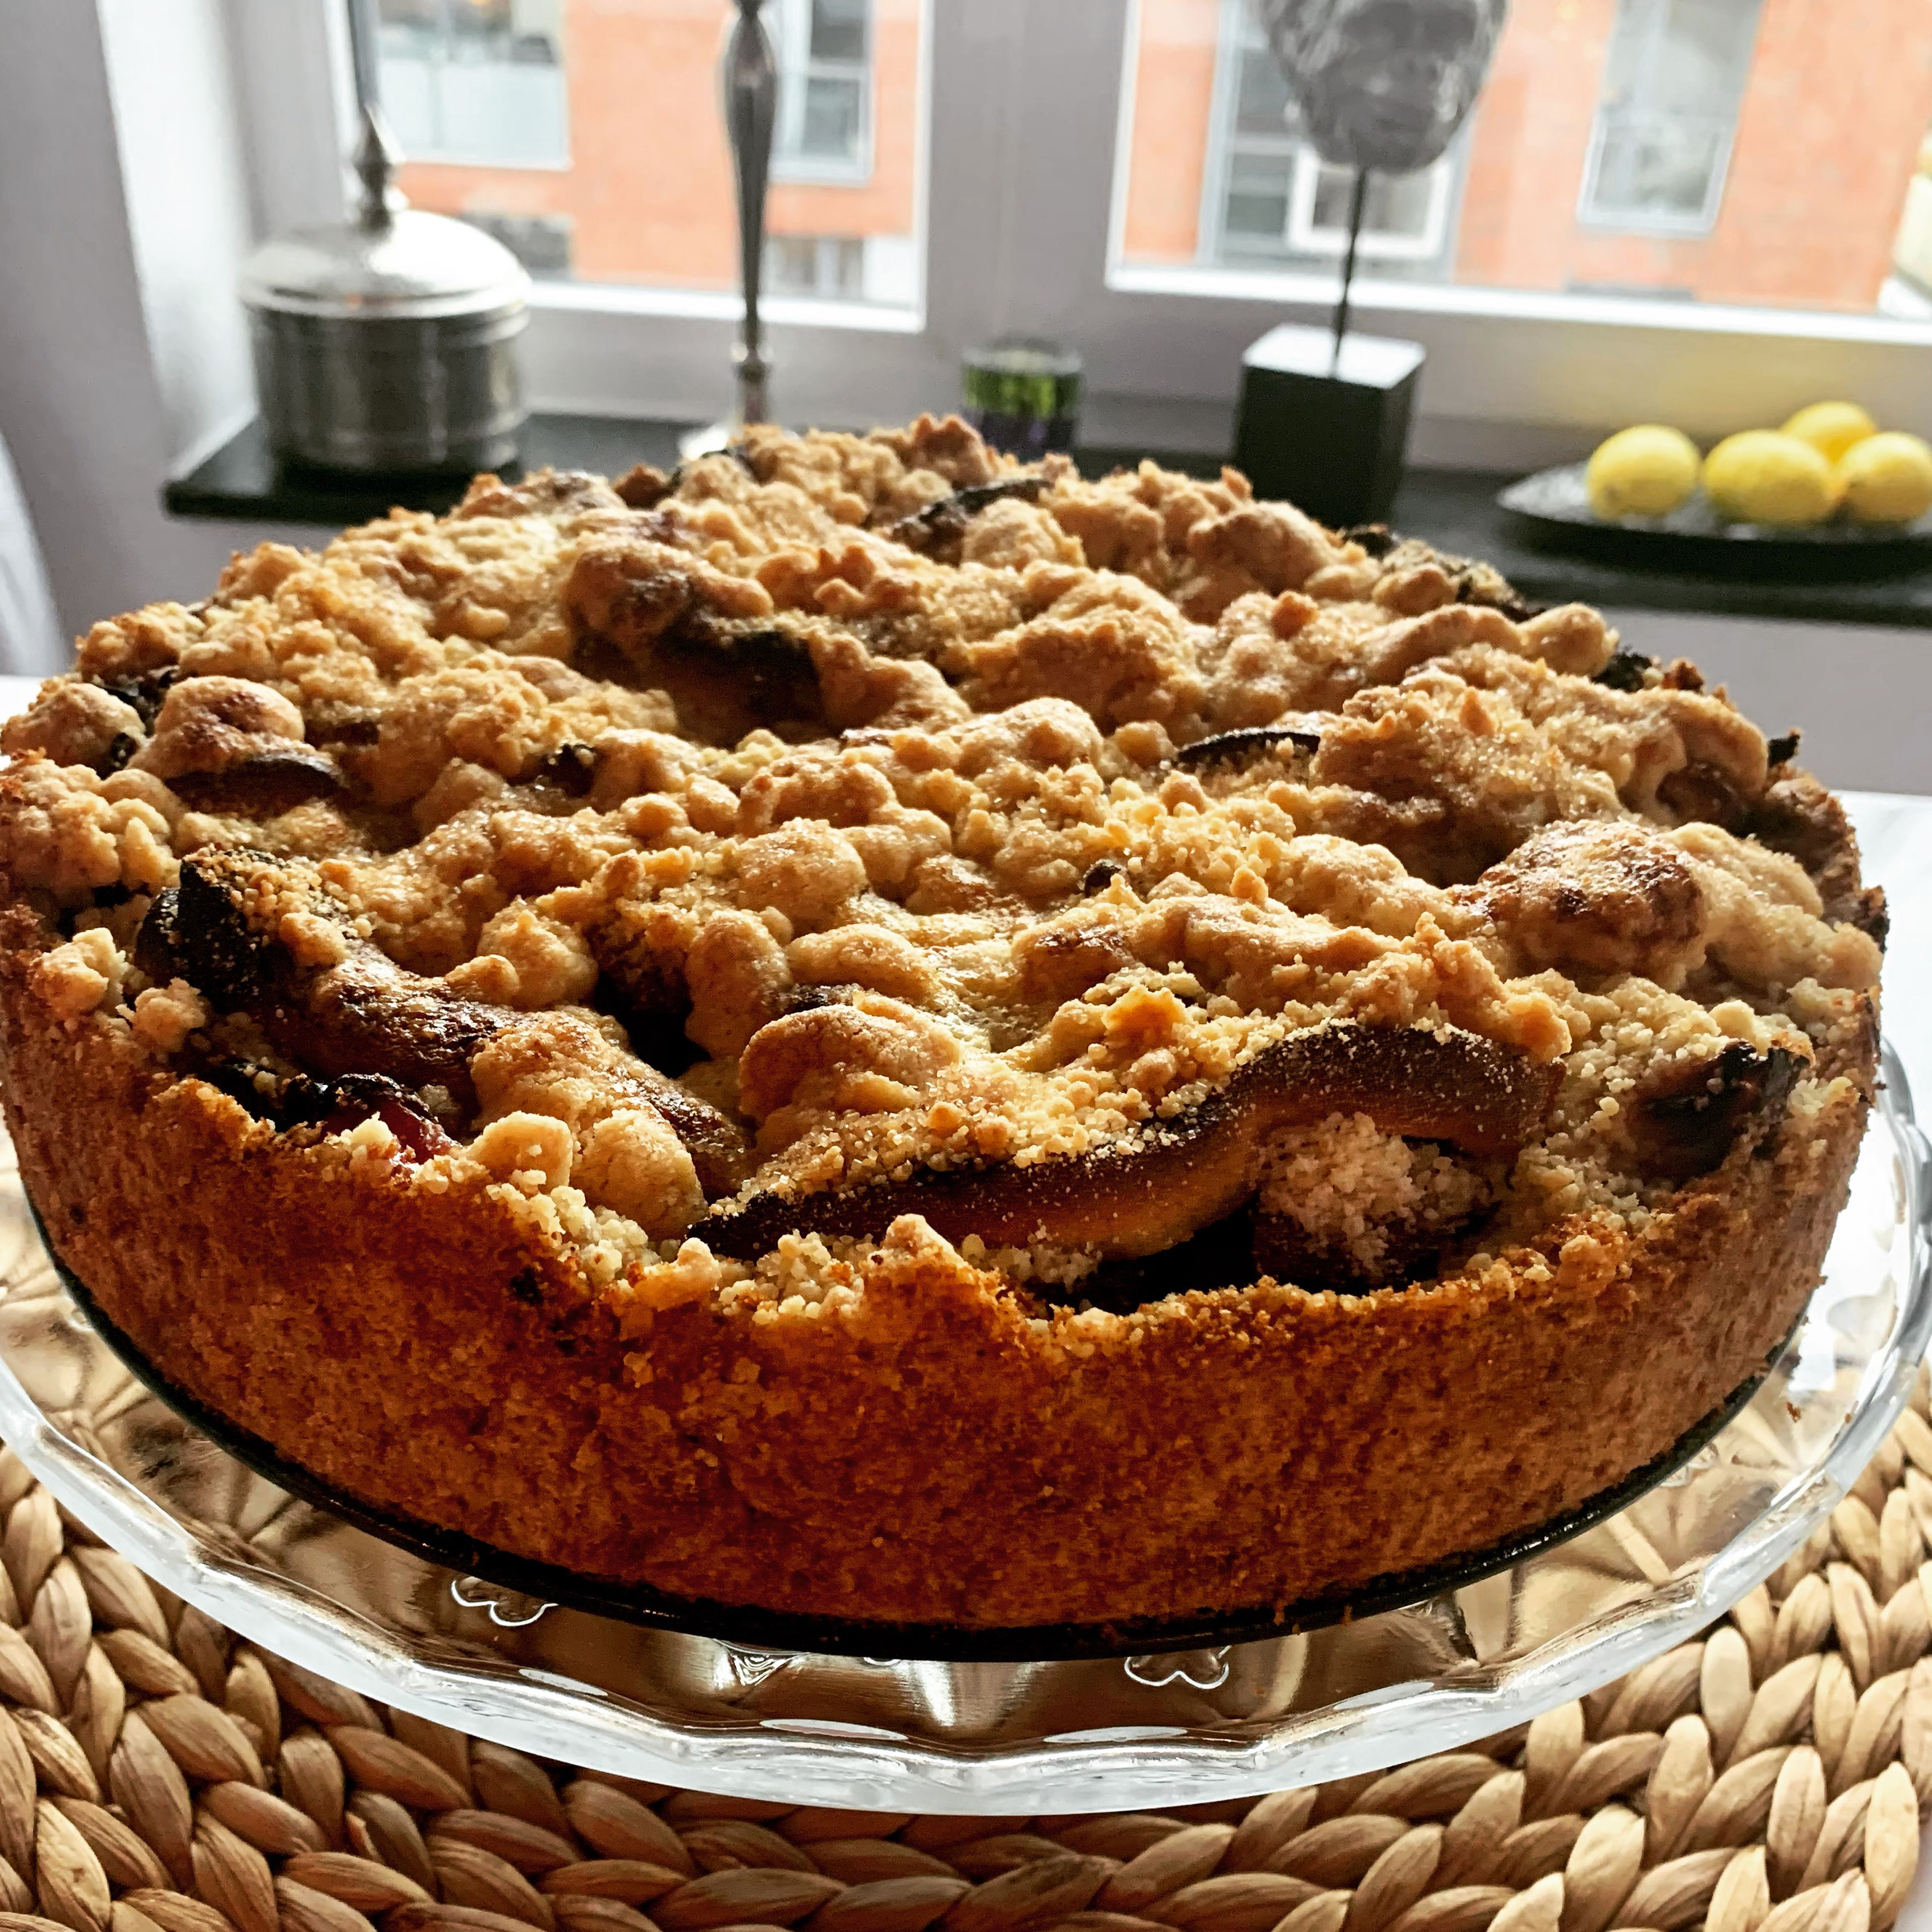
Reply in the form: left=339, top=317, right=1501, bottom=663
left=1499, top=460, right=1932, bottom=580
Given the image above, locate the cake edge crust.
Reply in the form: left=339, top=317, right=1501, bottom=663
left=0, top=904, right=1879, bottom=1633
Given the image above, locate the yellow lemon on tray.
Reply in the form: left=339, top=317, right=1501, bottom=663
left=1781, top=400, right=1878, bottom=465
left=1702, top=431, right=1837, bottom=527
left=1836, top=431, right=1932, bottom=524
left=1584, top=424, right=1701, bottom=519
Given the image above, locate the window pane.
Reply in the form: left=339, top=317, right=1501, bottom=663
left=388, top=0, right=921, bottom=311
left=765, top=234, right=819, bottom=294
left=1587, top=114, right=1730, bottom=223
left=799, top=74, right=865, bottom=160
left=810, top=0, right=867, bottom=62
left=1307, top=164, right=1437, bottom=244
left=378, top=0, right=567, bottom=166
left=1224, top=151, right=1293, bottom=243
left=1233, top=43, right=1295, bottom=140
left=1581, top=0, right=1759, bottom=230
left=764, top=234, right=864, bottom=296
left=1116, top=0, right=1932, bottom=315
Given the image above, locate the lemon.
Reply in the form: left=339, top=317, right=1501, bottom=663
left=1584, top=425, right=1701, bottom=519
left=1836, top=432, right=1932, bottom=524
left=1701, top=431, right=1837, bottom=526
left=1781, top=400, right=1878, bottom=465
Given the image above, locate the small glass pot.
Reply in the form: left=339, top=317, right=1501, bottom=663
left=962, top=339, right=1082, bottom=461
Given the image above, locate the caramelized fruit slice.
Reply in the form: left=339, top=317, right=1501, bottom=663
left=1628, top=1040, right=1802, bottom=1182
left=702, top=1020, right=1561, bottom=1263
left=135, top=854, right=747, bottom=1183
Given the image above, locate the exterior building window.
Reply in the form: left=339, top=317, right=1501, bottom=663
left=1205, top=2, right=1458, bottom=275
left=373, top=0, right=916, bottom=311
left=764, top=234, right=865, bottom=298
left=1578, top=0, right=1763, bottom=234
left=377, top=0, right=569, bottom=169
left=772, top=0, right=872, bottom=183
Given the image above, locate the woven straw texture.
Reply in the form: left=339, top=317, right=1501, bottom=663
left=2, top=1371, right=1932, bottom=1932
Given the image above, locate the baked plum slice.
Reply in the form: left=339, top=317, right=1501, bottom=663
left=135, top=855, right=504, bottom=1101
left=166, top=746, right=345, bottom=815
left=1628, top=1040, right=1803, bottom=1182
left=701, top=1019, right=1559, bottom=1263
left=134, top=852, right=746, bottom=1189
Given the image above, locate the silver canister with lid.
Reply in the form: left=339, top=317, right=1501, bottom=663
left=238, top=3, right=530, bottom=473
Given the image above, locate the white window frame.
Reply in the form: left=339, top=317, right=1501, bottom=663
left=770, top=0, right=873, bottom=187
left=374, top=0, right=572, bottom=172
left=1576, top=107, right=1738, bottom=239
left=211, top=0, right=1932, bottom=473
left=1288, top=154, right=1454, bottom=264
left=1574, top=0, right=1763, bottom=238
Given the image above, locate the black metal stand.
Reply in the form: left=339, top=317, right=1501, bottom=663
left=1233, top=162, right=1424, bottom=526
left=1331, top=167, right=1370, bottom=371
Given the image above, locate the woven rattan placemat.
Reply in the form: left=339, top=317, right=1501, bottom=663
left=1, top=1370, right=1929, bottom=1932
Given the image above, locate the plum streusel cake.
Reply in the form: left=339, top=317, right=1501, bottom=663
left=0, top=417, right=1884, bottom=1638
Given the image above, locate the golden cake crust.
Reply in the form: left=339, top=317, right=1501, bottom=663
left=0, top=418, right=1886, bottom=1634
left=0, top=950, right=1873, bottom=1630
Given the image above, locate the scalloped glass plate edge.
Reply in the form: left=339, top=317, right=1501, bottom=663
left=0, top=1045, right=1922, bottom=1813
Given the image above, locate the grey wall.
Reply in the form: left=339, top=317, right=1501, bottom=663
left=0, top=2, right=311, bottom=660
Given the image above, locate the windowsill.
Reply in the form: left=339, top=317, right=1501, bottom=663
left=1105, top=263, right=1932, bottom=346
left=528, top=283, right=924, bottom=333
left=164, top=416, right=1932, bottom=632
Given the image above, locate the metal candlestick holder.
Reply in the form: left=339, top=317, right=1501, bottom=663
left=682, top=0, right=778, bottom=456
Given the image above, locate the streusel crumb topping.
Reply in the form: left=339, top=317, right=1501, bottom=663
left=0, top=417, right=1882, bottom=1322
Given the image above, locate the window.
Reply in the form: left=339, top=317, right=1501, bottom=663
left=1203, top=2, right=1459, bottom=275
left=459, top=209, right=575, bottom=277
left=1118, top=0, right=1932, bottom=315
left=765, top=234, right=864, bottom=298
left=1892, top=140, right=1932, bottom=302
left=225, top=3, right=1932, bottom=469
left=377, top=0, right=920, bottom=314
left=1578, top=0, right=1762, bottom=235
left=377, top=0, right=569, bottom=170
left=772, top=0, right=872, bottom=182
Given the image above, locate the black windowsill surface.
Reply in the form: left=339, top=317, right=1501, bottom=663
left=166, top=415, right=1932, bottom=630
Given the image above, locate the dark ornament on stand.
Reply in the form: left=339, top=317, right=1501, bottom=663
left=1232, top=0, right=1509, bottom=528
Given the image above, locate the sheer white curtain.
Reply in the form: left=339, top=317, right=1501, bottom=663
left=0, top=432, right=61, bottom=679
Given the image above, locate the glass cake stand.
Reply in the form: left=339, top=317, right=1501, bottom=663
left=0, top=1046, right=1924, bottom=1814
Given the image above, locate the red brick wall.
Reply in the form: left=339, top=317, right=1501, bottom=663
left=1117, top=0, right=1221, bottom=265
left=395, top=0, right=922, bottom=290
left=1544, top=0, right=1932, bottom=307
left=1453, top=0, right=1616, bottom=292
